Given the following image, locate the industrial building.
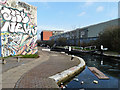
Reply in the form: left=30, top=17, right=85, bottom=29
left=0, top=0, right=37, bottom=57
left=50, top=18, right=119, bottom=45
left=41, top=30, right=64, bottom=41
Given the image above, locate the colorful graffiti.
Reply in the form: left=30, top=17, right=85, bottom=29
left=0, top=0, right=7, bottom=4
left=0, top=6, right=37, bottom=57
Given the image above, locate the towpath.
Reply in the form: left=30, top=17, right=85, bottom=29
left=2, top=47, right=80, bottom=88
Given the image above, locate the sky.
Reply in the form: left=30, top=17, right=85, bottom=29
left=22, top=1, right=118, bottom=39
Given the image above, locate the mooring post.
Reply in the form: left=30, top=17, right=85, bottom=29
left=100, top=45, right=103, bottom=55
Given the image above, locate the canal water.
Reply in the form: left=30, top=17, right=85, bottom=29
left=65, top=53, right=120, bottom=89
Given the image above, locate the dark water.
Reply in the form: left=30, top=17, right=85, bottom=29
left=65, top=54, right=120, bottom=89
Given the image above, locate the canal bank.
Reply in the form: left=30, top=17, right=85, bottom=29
left=51, top=47, right=120, bottom=89
left=52, top=47, right=120, bottom=59
left=49, top=55, right=85, bottom=85
left=93, top=51, right=120, bottom=59
left=65, top=54, right=120, bottom=89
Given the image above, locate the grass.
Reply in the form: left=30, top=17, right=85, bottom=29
left=21, top=54, right=39, bottom=58
left=0, top=54, right=39, bottom=59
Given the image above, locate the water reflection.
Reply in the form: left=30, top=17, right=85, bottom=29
left=101, top=60, right=103, bottom=65
left=66, top=54, right=120, bottom=89
left=79, top=54, right=120, bottom=78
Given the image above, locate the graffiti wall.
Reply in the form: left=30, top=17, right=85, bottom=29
left=0, top=35, right=1, bottom=57
left=0, top=0, right=37, bottom=57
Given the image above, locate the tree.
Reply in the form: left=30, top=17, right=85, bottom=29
left=96, top=26, right=120, bottom=52
left=36, top=40, right=42, bottom=46
left=47, top=39, right=55, bottom=47
left=56, top=37, right=67, bottom=46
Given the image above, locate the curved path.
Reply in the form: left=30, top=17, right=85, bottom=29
left=15, top=48, right=80, bottom=88
left=2, top=48, right=49, bottom=88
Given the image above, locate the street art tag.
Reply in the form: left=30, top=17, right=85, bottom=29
left=0, top=0, right=7, bottom=4
left=0, top=5, right=37, bottom=57
left=1, top=7, right=37, bottom=35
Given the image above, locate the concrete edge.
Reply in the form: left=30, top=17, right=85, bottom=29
left=42, top=49, right=51, bottom=51
left=49, top=54, right=86, bottom=85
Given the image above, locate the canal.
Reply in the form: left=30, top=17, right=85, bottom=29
left=65, top=53, right=120, bottom=89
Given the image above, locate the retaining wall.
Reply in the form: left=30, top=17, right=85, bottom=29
left=49, top=54, right=86, bottom=85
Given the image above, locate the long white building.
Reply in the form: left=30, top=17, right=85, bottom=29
left=50, top=18, right=119, bottom=45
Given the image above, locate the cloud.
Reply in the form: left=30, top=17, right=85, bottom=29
left=84, top=0, right=94, bottom=7
left=78, top=12, right=86, bottom=16
left=84, top=2, right=94, bottom=6
left=96, top=6, right=104, bottom=12
left=79, top=1, right=94, bottom=9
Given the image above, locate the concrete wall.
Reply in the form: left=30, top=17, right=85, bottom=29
left=0, top=0, right=37, bottom=57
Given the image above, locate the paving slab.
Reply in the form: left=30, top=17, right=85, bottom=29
left=2, top=47, right=80, bottom=89
left=2, top=50, right=49, bottom=88
left=15, top=49, right=80, bottom=88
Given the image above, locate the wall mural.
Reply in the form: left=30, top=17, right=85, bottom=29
left=0, top=6, right=37, bottom=57
left=0, top=0, right=7, bottom=4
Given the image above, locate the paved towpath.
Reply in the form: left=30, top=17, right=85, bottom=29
left=2, top=48, right=49, bottom=88
left=2, top=47, right=80, bottom=88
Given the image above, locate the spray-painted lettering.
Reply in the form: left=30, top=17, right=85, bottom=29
left=0, top=5, right=37, bottom=57
left=1, top=7, right=37, bottom=35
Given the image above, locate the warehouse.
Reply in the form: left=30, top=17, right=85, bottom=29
left=50, top=18, right=119, bottom=45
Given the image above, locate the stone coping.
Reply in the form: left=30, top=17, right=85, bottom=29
left=49, top=54, right=86, bottom=85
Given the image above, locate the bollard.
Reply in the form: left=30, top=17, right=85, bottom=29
left=2, top=58, right=6, bottom=64
left=17, top=57, right=20, bottom=62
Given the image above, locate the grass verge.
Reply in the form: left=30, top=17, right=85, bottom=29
left=0, top=54, right=39, bottom=59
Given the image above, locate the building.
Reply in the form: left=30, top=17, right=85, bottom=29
left=52, top=30, right=64, bottom=36
left=41, top=31, right=53, bottom=41
left=0, top=0, right=37, bottom=57
left=41, top=30, right=64, bottom=41
left=50, top=18, right=119, bottom=45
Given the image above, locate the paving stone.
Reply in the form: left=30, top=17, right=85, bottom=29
left=16, top=49, right=80, bottom=88
left=2, top=84, right=15, bottom=88
left=2, top=47, right=80, bottom=88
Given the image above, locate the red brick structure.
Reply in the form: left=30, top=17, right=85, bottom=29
left=41, top=31, right=53, bottom=41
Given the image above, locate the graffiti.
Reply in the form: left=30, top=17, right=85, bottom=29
left=1, top=7, right=37, bottom=35
left=0, top=5, right=37, bottom=57
left=18, top=2, right=30, bottom=11
left=0, top=0, right=7, bottom=4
